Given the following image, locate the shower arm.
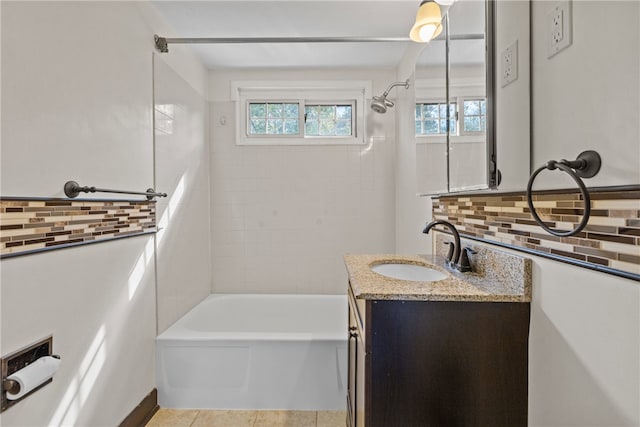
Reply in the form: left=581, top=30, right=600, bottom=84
left=381, top=79, right=410, bottom=98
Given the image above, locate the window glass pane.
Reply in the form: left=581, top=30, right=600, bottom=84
left=439, top=119, right=448, bottom=133
left=250, top=103, right=266, bottom=118
left=439, top=104, right=448, bottom=117
left=449, top=103, right=457, bottom=116
left=319, top=106, right=334, bottom=120
left=266, top=119, right=282, bottom=134
left=450, top=119, right=457, bottom=134
left=284, top=119, right=299, bottom=134
left=336, top=120, right=351, bottom=136
left=425, top=104, right=439, bottom=118
left=464, top=116, right=481, bottom=132
left=464, top=100, right=480, bottom=115
left=319, top=120, right=336, bottom=136
left=267, top=103, right=283, bottom=118
left=415, top=105, right=421, bottom=120
left=284, top=103, right=298, bottom=118
left=415, top=121, right=422, bottom=134
left=480, top=100, right=486, bottom=115
left=336, top=105, right=351, bottom=120
left=424, top=119, right=438, bottom=134
left=250, top=119, right=266, bottom=134
left=305, top=106, right=319, bottom=121
left=305, top=121, right=319, bottom=135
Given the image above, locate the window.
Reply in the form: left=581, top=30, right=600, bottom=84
left=460, top=98, right=486, bottom=134
left=304, top=104, right=353, bottom=137
left=234, top=81, right=369, bottom=145
left=415, top=98, right=486, bottom=138
left=415, top=102, right=457, bottom=136
left=248, top=102, right=300, bottom=136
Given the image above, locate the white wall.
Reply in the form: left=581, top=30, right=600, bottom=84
left=208, top=69, right=396, bottom=295
left=395, top=43, right=434, bottom=254
left=527, top=1, right=640, bottom=425
left=532, top=0, right=640, bottom=189
left=529, top=257, right=639, bottom=426
left=0, top=2, right=207, bottom=425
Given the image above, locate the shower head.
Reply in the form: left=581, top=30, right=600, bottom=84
left=370, top=96, right=395, bottom=114
left=370, top=79, right=410, bottom=114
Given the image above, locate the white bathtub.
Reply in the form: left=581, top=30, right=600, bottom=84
left=156, top=294, right=348, bottom=410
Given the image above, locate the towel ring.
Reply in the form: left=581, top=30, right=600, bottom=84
left=526, top=150, right=601, bottom=237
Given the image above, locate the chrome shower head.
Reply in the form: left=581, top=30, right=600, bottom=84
left=370, top=96, right=395, bottom=114
left=370, top=79, right=410, bottom=114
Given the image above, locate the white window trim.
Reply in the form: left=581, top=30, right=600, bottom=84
left=232, top=80, right=371, bottom=146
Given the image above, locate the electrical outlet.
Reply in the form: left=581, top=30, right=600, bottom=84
left=548, top=1, right=572, bottom=58
left=501, top=40, right=518, bottom=87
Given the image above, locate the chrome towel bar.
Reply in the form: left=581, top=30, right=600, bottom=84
left=63, top=181, right=167, bottom=200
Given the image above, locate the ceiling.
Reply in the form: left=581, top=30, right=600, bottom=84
left=151, top=0, right=485, bottom=70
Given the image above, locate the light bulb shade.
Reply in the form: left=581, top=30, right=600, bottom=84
left=409, top=1, right=444, bottom=42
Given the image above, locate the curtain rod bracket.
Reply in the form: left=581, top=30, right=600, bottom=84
left=155, top=34, right=169, bottom=53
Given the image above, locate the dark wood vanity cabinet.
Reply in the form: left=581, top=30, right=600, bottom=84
left=347, top=284, right=530, bottom=427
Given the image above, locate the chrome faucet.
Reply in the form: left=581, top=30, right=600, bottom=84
left=422, top=220, right=462, bottom=268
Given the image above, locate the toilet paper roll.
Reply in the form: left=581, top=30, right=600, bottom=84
left=6, top=356, right=61, bottom=400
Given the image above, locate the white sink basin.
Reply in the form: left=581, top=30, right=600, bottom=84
left=371, top=263, right=448, bottom=282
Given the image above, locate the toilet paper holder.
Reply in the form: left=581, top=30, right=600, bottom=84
left=1, top=336, right=59, bottom=413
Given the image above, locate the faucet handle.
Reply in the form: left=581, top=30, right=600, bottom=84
left=456, top=247, right=476, bottom=273
left=443, top=241, right=455, bottom=264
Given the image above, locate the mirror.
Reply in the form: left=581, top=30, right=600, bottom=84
left=415, top=0, right=496, bottom=195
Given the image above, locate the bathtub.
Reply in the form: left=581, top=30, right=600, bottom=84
left=156, top=294, right=348, bottom=410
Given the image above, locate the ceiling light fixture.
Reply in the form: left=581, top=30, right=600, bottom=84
left=409, top=0, right=444, bottom=43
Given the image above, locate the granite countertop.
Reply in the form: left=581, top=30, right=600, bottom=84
left=344, top=244, right=532, bottom=303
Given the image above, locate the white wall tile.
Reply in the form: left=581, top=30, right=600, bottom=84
left=208, top=69, right=396, bottom=294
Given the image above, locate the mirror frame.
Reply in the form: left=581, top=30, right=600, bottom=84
left=416, top=0, right=497, bottom=195
left=485, top=0, right=497, bottom=189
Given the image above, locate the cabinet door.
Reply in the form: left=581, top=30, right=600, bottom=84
left=347, top=303, right=357, bottom=427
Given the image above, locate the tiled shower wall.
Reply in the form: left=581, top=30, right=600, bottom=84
left=0, top=199, right=156, bottom=257
left=433, top=187, right=640, bottom=277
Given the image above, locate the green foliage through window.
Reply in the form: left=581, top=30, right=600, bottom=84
left=415, top=102, right=456, bottom=135
left=305, top=104, right=352, bottom=137
left=249, top=102, right=299, bottom=135
left=248, top=101, right=354, bottom=139
left=415, top=98, right=486, bottom=136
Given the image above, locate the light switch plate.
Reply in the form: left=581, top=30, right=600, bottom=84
left=501, top=40, right=518, bottom=87
left=548, top=1, right=572, bottom=58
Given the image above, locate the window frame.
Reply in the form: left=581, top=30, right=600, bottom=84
left=415, top=99, right=458, bottom=139
left=303, top=100, right=356, bottom=139
left=233, top=81, right=369, bottom=146
left=415, top=77, right=486, bottom=145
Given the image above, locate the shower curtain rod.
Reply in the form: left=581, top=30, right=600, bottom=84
left=153, top=34, right=484, bottom=53
left=154, top=34, right=410, bottom=52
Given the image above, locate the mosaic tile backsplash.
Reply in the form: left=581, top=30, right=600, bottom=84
left=0, top=199, right=156, bottom=258
left=433, top=188, right=640, bottom=278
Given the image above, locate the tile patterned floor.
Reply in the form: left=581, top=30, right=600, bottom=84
left=146, top=409, right=347, bottom=427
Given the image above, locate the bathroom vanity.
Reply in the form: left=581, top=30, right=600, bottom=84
left=344, top=247, right=531, bottom=427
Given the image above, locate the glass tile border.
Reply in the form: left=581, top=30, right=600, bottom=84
left=0, top=197, right=156, bottom=259
left=433, top=186, right=640, bottom=282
